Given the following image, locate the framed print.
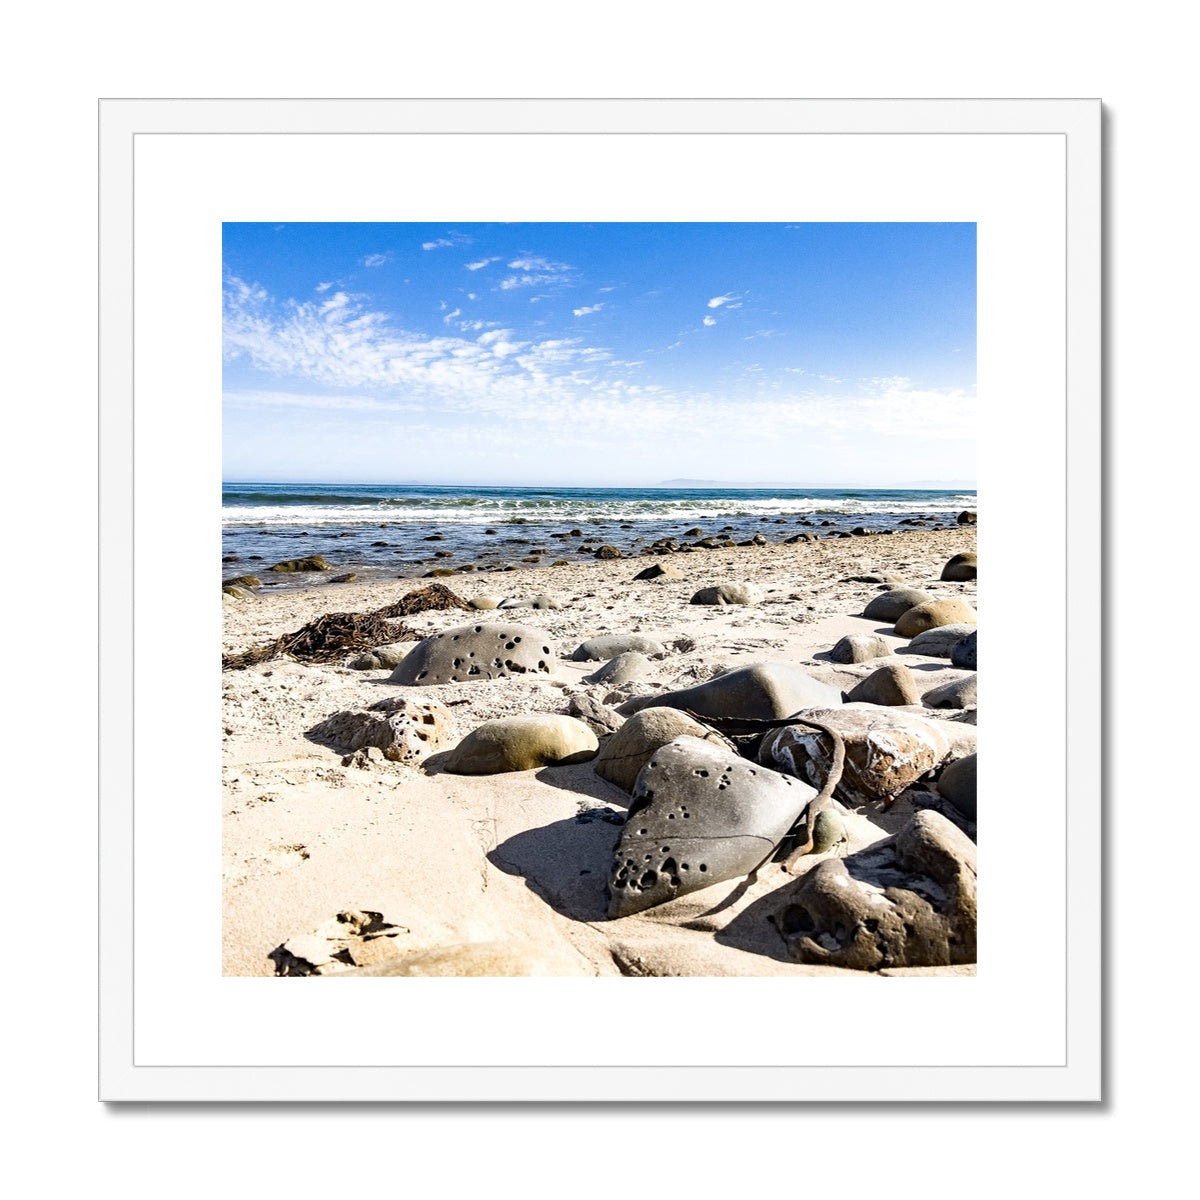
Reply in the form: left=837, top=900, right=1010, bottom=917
left=98, top=98, right=1101, bottom=1101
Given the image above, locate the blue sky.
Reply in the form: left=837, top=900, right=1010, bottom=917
left=222, top=222, right=976, bottom=487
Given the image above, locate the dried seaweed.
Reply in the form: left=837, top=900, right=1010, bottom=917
left=372, top=582, right=472, bottom=618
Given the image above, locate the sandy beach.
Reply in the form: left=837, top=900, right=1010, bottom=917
left=222, top=523, right=978, bottom=978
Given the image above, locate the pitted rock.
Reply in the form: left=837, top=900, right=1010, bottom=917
left=309, top=696, right=453, bottom=766
left=593, top=707, right=735, bottom=793
left=388, top=622, right=556, bottom=685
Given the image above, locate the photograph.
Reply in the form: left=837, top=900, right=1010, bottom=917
left=219, top=219, right=980, bottom=980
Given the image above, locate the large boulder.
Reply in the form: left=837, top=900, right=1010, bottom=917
left=940, top=552, right=977, bottom=581
left=938, top=753, right=978, bottom=819
left=690, top=582, right=763, bottom=606
left=618, top=661, right=843, bottom=722
left=843, top=662, right=921, bottom=706
left=862, top=588, right=934, bottom=622
left=571, top=634, right=666, bottom=662
left=584, top=651, right=654, bottom=686
left=906, top=623, right=977, bottom=658
left=894, top=598, right=978, bottom=638
left=593, top=707, right=734, bottom=793
left=389, top=622, right=555, bottom=685
left=268, top=555, right=333, bottom=573
left=770, top=810, right=977, bottom=969
left=829, top=633, right=892, bottom=664
left=951, top=630, right=977, bottom=670
left=607, top=736, right=814, bottom=918
left=759, top=705, right=949, bottom=807
left=922, top=675, right=978, bottom=709
left=309, top=696, right=453, bottom=766
left=443, top=714, right=598, bottom=774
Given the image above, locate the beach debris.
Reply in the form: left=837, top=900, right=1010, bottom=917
left=770, top=810, right=977, bottom=970
left=593, top=707, right=736, bottom=793
left=829, top=633, right=893, bottom=664
left=309, top=696, right=453, bottom=766
left=571, top=634, right=667, bottom=662
left=268, top=554, right=334, bottom=573
left=922, top=674, right=978, bottom=710
left=389, top=621, right=556, bottom=685
left=861, top=588, right=935, bottom=622
left=607, top=736, right=814, bottom=919
left=374, top=581, right=472, bottom=617
left=222, top=610, right=418, bottom=670
left=443, top=714, right=599, bottom=774
left=940, top=551, right=978, bottom=581
left=894, top=597, right=978, bottom=637
left=844, top=661, right=921, bottom=706
left=268, top=909, right=410, bottom=976
left=904, top=623, right=977, bottom=658
left=937, top=753, right=977, bottom=819
left=951, top=630, right=977, bottom=670
left=618, top=661, right=843, bottom=722
left=759, top=706, right=949, bottom=809
left=584, top=650, right=654, bottom=686
left=690, top=582, right=764, bottom=605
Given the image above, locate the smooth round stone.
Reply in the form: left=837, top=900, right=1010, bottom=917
left=469, top=595, right=502, bottom=610
left=571, top=634, right=666, bottom=662
left=607, top=736, right=815, bottom=918
left=222, top=585, right=256, bottom=601
left=443, top=714, right=599, bottom=774
left=923, top=675, right=978, bottom=709
left=907, top=623, right=978, bottom=658
left=585, top=651, right=654, bottom=687
left=346, top=642, right=411, bottom=670
left=690, top=582, right=763, bottom=606
left=844, top=662, right=921, bottom=706
left=619, top=661, right=843, bottom=722
left=389, top=622, right=555, bottom=685
left=634, top=563, right=685, bottom=581
left=894, top=598, right=978, bottom=638
left=940, top=552, right=977, bottom=581
left=862, top=589, right=934, bottom=622
left=951, top=630, right=977, bottom=670
left=938, top=753, right=977, bottom=819
left=829, top=633, right=892, bottom=664
left=593, top=707, right=734, bottom=793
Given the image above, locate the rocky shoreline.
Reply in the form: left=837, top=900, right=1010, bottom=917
left=222, top=524, right=977, bottom=977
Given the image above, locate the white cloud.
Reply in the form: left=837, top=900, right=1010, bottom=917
left=573, top=304, right=603, bottom=317
left=315, top=281, right=333, bottom=292
left=703, top=315, right=716, bottom=327
left=466, top=257, right=500, bottom=271
left=423, top=238, right=454, bottom=251
left=443, top=308, right=462, bottom=324
left=363, top=253, right=390, bottom=268
left=508, top=256, right=568, bottom=272
left=707, top=293, right=741, bottom=309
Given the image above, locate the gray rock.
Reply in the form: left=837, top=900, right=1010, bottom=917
left=633, top=563, right=685, bottom=582
left=346, top=642, right=411, bottom=670
left=268, top=555, right=333, bottom=573
left=940, top=552, right=977, bottom=581
left=894, top=598, right=978, bottom=638
left=443, top=714, right=599, bottom=774
left=951, top=630, right=977, bottom=670
left=309, top=697, right=453, bottom=767
left=389, top=622, right=556, bottom=685
left=499, top=593, right=561, bottom=610
left=618, top=660, right=843, bottom=722
left=584, top=651, right=654, bottom=686
left=565, top=694, right=627, bottom=738
left=222, top=585, right=256, bottom=601
left=690, top=582, right=764, bottom=606
left=607, top=736, right=814, bottom=918
left=593, top=708, right=735, bottom=793
left=938, top=753, right=978, bottom=819
left=844, top=662, right=921, bottom=706
left=862, top=588, right=935, bottom=622
left=923, top=675, right=978, bottom=709
left=829, top=633, right=892, bottom=664
left=469, top=595, right=502, bottom=610
left=571, top=634, right=666, bottom=662
left=771, top=809, right=976, bottom=969
left=906, top=624, right=977, bottom=658
left=759, top=705, right=949, bottom=807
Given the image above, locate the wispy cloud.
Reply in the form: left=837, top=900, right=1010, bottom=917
left=466, top=257, right=500, bottom=271
left=498, top=255, right=574, bottom=291
left=423, top=233, right=472, bottom=251
left=363, top=253, right=390, bottom=268
left=707, top=293, right=742, bottom=309
left=573, top=304, right=603, bottom=317
left=702, top=315, right=716, bottom=327
left=315, top=281, right=333, bottom=292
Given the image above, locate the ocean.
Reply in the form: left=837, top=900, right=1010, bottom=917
left=221, top=483, right=977, bottom=588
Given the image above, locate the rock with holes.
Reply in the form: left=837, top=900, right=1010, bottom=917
left=571, top=634, right=666, bottom=662
left=593, top=707, right=735, bottom=793
left=940, top=552, right=977, bottom=581
left=770, top=809, right=977, bottom=969
left=690, top=582, right=764, bottom=606
left=844, top=662, right=921, bottom=707
left=607, top=736, right=814, bottom=918
left=443, top=714, right=599, bottom=774
left=584, top=651, right=654, bottom=687
left=388, top=622, right=556, bottom=685
left=938, top=753, right=977, bottom=819
left=922, top=674, right=978, bottom=710
left=829, top=633, right=893, bottom=664
left=759, top=705, right=950, bottom=807
left=894, top=598, right=978, bottom=638
left=862, top=588, right=934, bottom=622
left=906, top=623, right=977, bottom=658
left=617, top=660, right=843, bottom=722
left=309, top=696, right=453, bottom=766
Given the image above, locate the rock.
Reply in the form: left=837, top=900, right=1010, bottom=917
left=633, top=563, right=685, bottom=582
left=683, top=527, right=705, bottom=537
left=607, top=736, right=815, bottom=918
left=424, top=568, right=458, bottom=577
left=844, top=662, right=921, bottom=706
left=571, top=634, right=666, bottom=662
left=619, top=661, right=843, bottom=721
left=759, top=705, right=949, bottom=807
left=829, top=633, right=892, bottom=664
left=565, top=694, right=627, bottom=737
left=957, top=510, right=977, bottom=525
left=923, top=675, right=978, bottom=709
left=223, top=574, right=262, bottom=590
left=443, top=714, right=599, bottom=774
left=862, top=588, right=935, bottom=622
left=345, top=642, right=411, bottom=670
left=938, top=753, right=977, bottom=819
left=309, top=696, right=453, bottom=766
left=940, top=552, right=977, bottom=581
left=593, top=708, right=735, bottom=793
left=389, top=622, right=556, bottom=685
left=689, top=582, right=764, bottom=606
left=694, top=536, right=731, bottom=549
left=906, top=623, right=977, bottom=658
left=268, top=555, right=333, bottom=573
left=330, top=572, right=358, bottom=583
left=894, top=598, right=978, bottom=638
left=595, top=545, right=622, bottom=559
left=469, top=595, right=502, bottom=610
left=585, top=651, right=654, bottom=686
left=770, top=810, right=976, bottom=969
left=221, top=584, right=256, bottom=601
left=951, top=630, right=977, bottom=670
